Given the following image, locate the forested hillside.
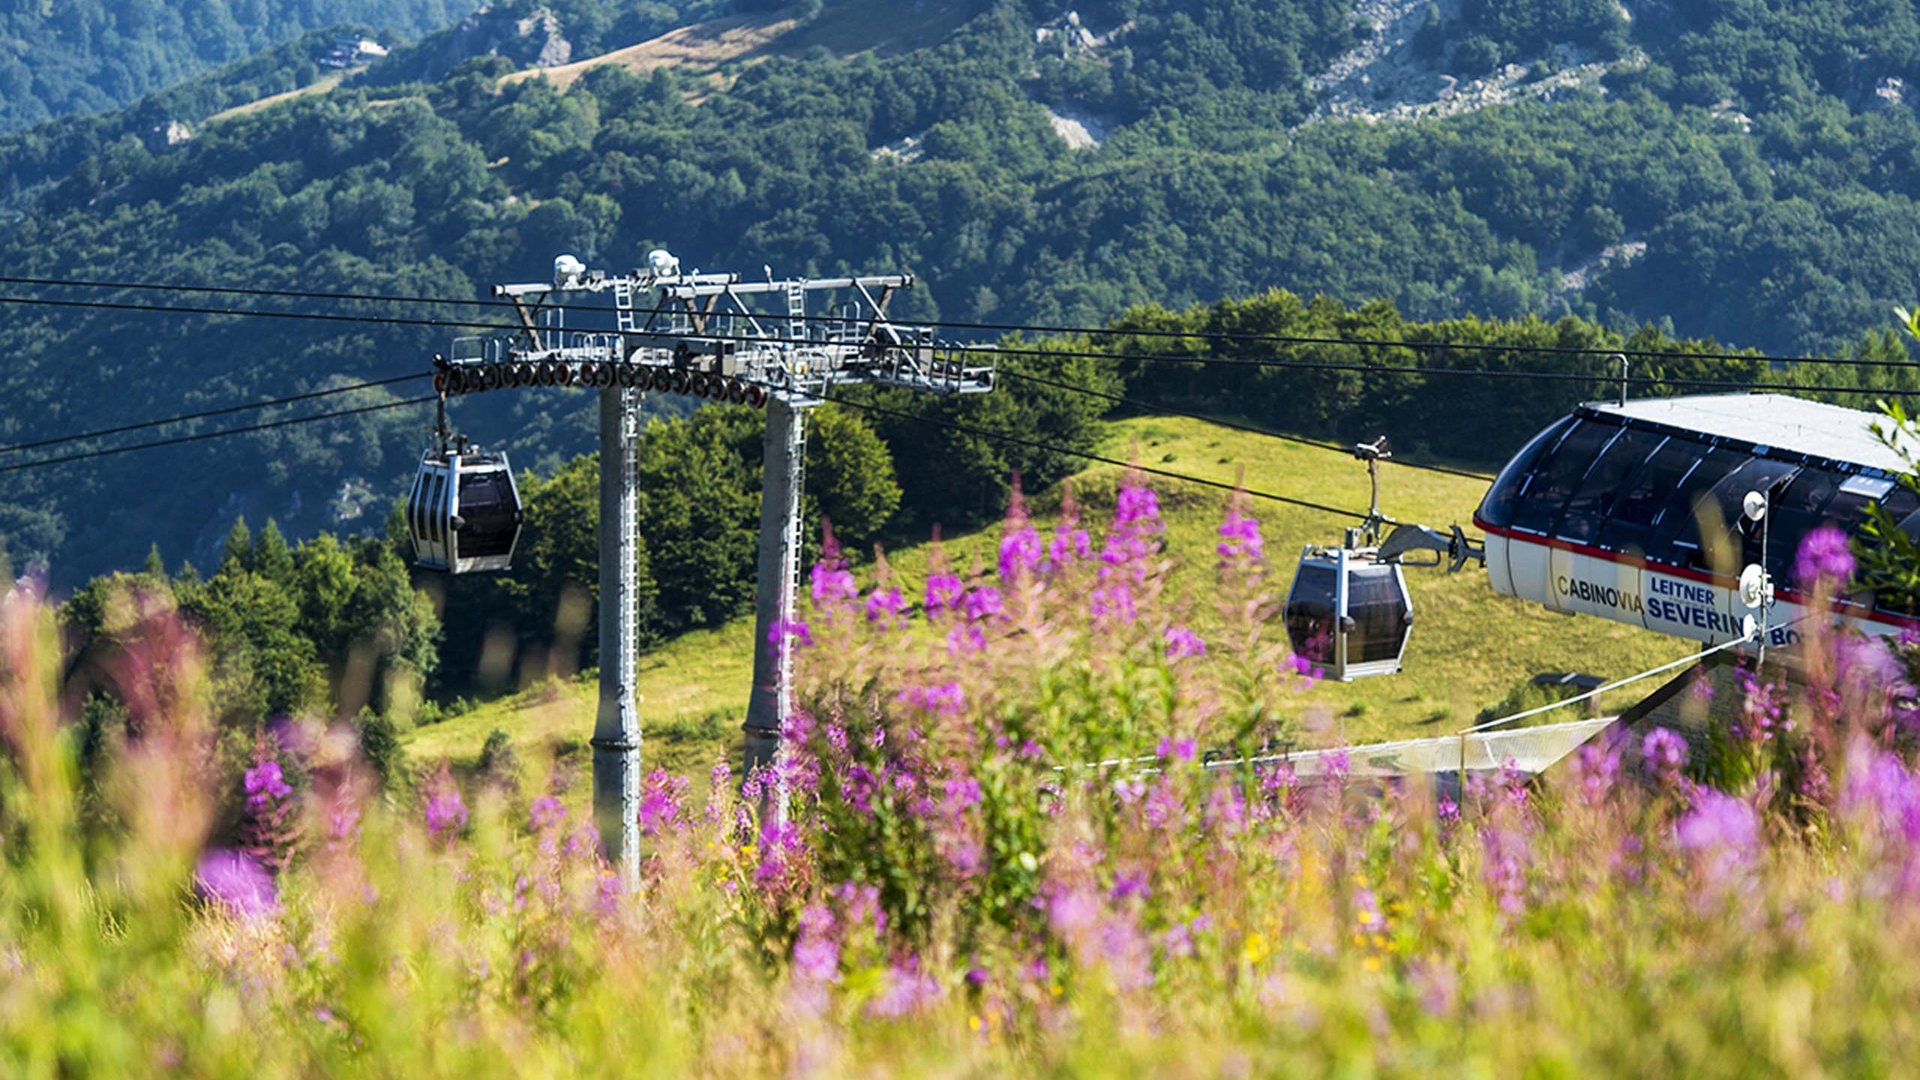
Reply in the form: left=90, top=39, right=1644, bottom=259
left=5, top=0, right=1920, bottom=583
left=0, top=0, right=485, bottom=134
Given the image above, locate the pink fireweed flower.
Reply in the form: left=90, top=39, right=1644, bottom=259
left=1164, top=625, right=1207, bottom=659
left=755, top=818, right=810, bottom=895
left=767, top=617, right=813, bottom=648
left=1572, top=740, right=1621, bottom=809
left=196, top=849, right=278, bottom=918
left=1480, top=819, right=1529, bottom=915
left=243, top=758, right=293, bottom=814
left=809, top=561, right=857, bottom=607
left=1794, top=525, right=1855, bottom=589
left=1000, top=525, right=1043, bottom=581
left=528, top=795, right=566, bottom=831
left=833, top=881, right=889, bottom=938
left=425, top=787, right=468, bottom=839
left=868, top=955, right=943, bottom=1018
left=1047, top=522, right=1092, bottom=569
left=1156, top=736, right=1197, bottom=762
left=924, top=572, right=965, bottom=617
left=639, top=770, right=687, bottom=837
left=943, top=775, right=983, bottom=813
left=1676, top=789, right=1761, bottom=895
left=897, top=681, right=966, bottom=716
left=864, top=587, right=906, bottom=626
left=1114, top=481, right=1162, bottom=531
left=963, top=586, right=1005, bottom=622
left=1090, top=582, right=1136, bottom=625
left=1216, top=505, right=1264, bottom=564
left=1640, top=727, right=1689, bottom=787
left=946, top=622, right=986, bottom=656
left=792, top=904, right=840, bottom=984
left=842, top=764, right=878, bottom=814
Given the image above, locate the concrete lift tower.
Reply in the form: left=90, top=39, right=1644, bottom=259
left=431, top=250, right=995, bottom=880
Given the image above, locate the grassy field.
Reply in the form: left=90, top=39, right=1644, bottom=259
left=503, top=0, right=981, bottom=95
left=400, top=415, right=1687, bottom=778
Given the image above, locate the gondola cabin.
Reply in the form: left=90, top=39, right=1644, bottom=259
left=1285, top=546, right=1414, bottom=681
left=1475, top=393, right=1920, bottom=647
left=407, top=447, right=523, bottom=574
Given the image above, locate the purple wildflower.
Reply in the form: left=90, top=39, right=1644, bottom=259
left=1090, top=582, right=1136, bottom=625
left=1046, top=883, right=1100, bottom=937
left=1156, top=736, right=1198, bottom=763
left=864, top=587, right=906, bottom=626
left=843, top=764, right=878, bottom=814
left=1048, top=522, right=1092, bottom=568
left=1572, top=740, right=1620, bottom=808
left=1216, top=504, right=1264, bottom=564
left=425, top=787, right=468, bottom=840
left=897, top=681, right=966, bottom=716
left=1480, top=819, right=1528, bottom=916
left=943, top=775, right=982, bottom=812
left=196, top=849, right=278, bottom=918
left=1794, top=525, right=1855, bottom=589
left=963, top=586, right=1005, bottom=622
left=946, top=622, right=987, bottom=656
left=528, top=795, right=566, bottom=831
left=1159, top=921, right=1195, bottom=959
left=767, top=617, right=813, bottom=648
left=1640, top=727, right=1689, bottom=787
left=1675, top=789, right=1761, bottom=893
left=868, top=955, right=943, bottom=1018
left=809, top=561, right=857, bottom=607
left=243, top=758, right=293, bottom=813
left=793, top=904, right=840, bottom=984
left=1114, top=482, right=1161, bottom=530
left=638, top=770, right=686, bottom=837
left=1164, top=625, right=1207, bottom=659
left=924, top=573, right=965, bottom=617
left=1000, top=526, right=1043, bottom=581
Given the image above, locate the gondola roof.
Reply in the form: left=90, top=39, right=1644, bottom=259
left=1585, top=394, right=1914, bottom=474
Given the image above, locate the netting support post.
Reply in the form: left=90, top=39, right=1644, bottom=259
left=743, top=396, right=810, bottom=805
left=592, top=385, right=643, bottom=889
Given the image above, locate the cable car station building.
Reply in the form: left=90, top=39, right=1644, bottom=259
left=1475, top=393, right=1920, bottom=647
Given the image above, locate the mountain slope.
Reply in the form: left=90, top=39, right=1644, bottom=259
left=3, top=0, right=1920, bottom=583
left=0, top=0, right=483, bottom=134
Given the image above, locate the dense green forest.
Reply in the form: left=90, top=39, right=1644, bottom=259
left=0, top=0, right=481, bottom=134
left=4, top=0, right=1920, bottom=586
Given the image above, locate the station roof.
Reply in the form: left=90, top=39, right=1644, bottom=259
left=1586, top=393, right=1915, bottom=474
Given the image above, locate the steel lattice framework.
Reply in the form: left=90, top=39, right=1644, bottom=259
left=433, top=252, right=994, bottom=875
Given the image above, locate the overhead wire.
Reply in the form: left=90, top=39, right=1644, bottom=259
left=0, top=395, right=437, bottom=476
left=0, top=290, right=1915, bottom=400
left=0, top=372, right=432, bottom=456
left=9, top=272, right=1920, bottom=371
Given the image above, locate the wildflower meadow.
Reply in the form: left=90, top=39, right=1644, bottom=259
left=5, top=476, right=1920, bottom=1076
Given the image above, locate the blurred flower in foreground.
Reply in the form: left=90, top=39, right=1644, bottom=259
left=195, top=848, right=277, bottom=919
left=1794, top=525, right=1855, bottom=589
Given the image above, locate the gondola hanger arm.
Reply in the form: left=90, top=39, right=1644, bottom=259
left=1377, top=523, right=1485, bottom=573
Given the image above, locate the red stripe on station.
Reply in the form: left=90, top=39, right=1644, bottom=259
left=1473, top=515, right=1920, bottom=631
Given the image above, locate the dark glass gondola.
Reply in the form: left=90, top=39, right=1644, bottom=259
left=407, top=395, right=523, bottom=576
left=1285, top=546, right=1414, bottom=681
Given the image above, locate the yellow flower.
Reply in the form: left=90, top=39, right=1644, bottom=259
left=1242, top=932, right=1270, bottom=965
left=1049, top=983, right=1063, bottom=998
left=1357, top=909, right=1377, bottom=926
left=1363, top=956, right=1383, bottom=973
left=969, top=1015, right=983, bottom=1032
